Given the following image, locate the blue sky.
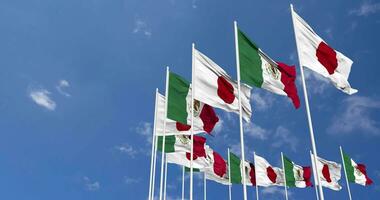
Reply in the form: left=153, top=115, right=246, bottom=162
left=0, top=0, right=379, bottom=199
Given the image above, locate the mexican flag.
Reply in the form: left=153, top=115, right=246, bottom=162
left=291, top=8, right=357, bottom=95
left=255, top=154, right=284, bottom=187
left=155, top=92, right=218, bottom=135
left=193, top=48, right=252, bottom=122
left=165, top=72, right=219, bottom=134
left=237, top=28, right=300, bottom=109
left=229, top=152, right=256, bottom=186
left=342, top=151, right=373, bottom=186
left=283, top=155, right=312, bottom=188
left=159, top=135, right=210, bottom=169
left=311, top=154, right=342, bottom=191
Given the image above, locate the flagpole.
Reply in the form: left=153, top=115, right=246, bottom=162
left=228, top=148, right=232, bottom=200
left=281, top=152, right=289, bottom=200
left=151, top=131, right=159, bottom=200
left=234, top=20, right=248, bottom=200
left=310, top=150, right=320, bottom=200
left=152, top=94, right=160, bottom=200
left=163, top=154, right=168, bottom=200
left=182, top=166, right=185, bottom=200
left=340, top=146, right=353, bottom=200
left=190, top=43, right=196, bottom=200
left=159, top=67, right=170, bottom=200
left=290, top=4, right=324, bottom=200
left=204, top=172, right=207, bottom=200
left=148, top=89, right=159, bottom=200
left=253, top=152, right=259, bottom=200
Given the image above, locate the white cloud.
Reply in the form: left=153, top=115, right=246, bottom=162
left=83, top=176, right=100, bottom=191
left=324, top=28, right=333, bottom=39
left=229, top=143, right=242, bottom=157
left=124, top=177, right=141, bottom=184
left=302, top=69, right=330, bottom=95
left=350, top=1, right=380, bottom=16
left=192, top=0, right=198, bottom=9
left=56, top=79, right=71, bottom=97
left=271, top=126, right=298, bottom=152
left=115, top=143, right=138, bottom=158
left=244, top=122, right=269, bottom=140
left=251, top=91, right=275, bottom=111
left=229, top=141, right=255, bottom=158
left=133, top=19, right=152, bottom=37
left=349, top=21, right=358, bottom=31
left=213, top=119, right=223, bottom=135
left=29, top=88, right=56, bottom=111
left=328, top=96, right=380, bottom=135
left=136, top=122, right=153, bottom=143
left=289, top=51, right=296, bottom=62
left=223, top=112, right=236, bottom=124
left=165, top=196, right=183, bottom=200
left=261, top=187, right=292, bottom=198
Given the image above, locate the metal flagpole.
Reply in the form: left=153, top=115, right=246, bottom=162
left=233, top=20, right=248, bottom=200
left=159, top=67, right=170, bottom=200
left=151, top=129, right=159, bottom=200
left=204, top=172, right=207, bottom=200
left=281, top=152, right=289, bottom=200
left=164, top=155, right=168, bottom=200
left=228, top=148, right=232, bottom=200
left=340, top=146, right=353, bottom=200
left=290, top=4, right=324, bottom=200
left=190, top=43, right=196, bottom=200
left=148, top=89, right=159, bottom=200
left=253, top=152, right=259, bottom=200
left=182, top=166, right=185, bottom=200
left=310, top=151, right=320, bottom=200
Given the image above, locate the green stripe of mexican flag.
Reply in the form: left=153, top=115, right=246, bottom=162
left=342, top=151, right=373, bottom=186
left=237, top=28, right=300, bottom=108
left=283, top=156, right=296, bottom=187
left=237, top=29, right=263, bottom=88
left=157, top=135, right=176, bottom=153
left=229, top=152, right=242, bottom=184
left=167, top=72, right=191, bottom=125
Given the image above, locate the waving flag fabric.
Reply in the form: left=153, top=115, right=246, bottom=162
left=291, top=9, right=357, bottom=94
left=193, top=48, right=252, bottom=121
left=342, top=151, right=373, bottom=186
left=311, top=154, right=342, bottom=191
left=237, top=29, right=300, bottom=108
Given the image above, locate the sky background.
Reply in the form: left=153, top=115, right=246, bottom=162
left=0, top=0, right=379, bottom=199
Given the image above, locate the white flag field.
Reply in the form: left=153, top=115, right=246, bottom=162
left=292, top=8, right=357, bottom=95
